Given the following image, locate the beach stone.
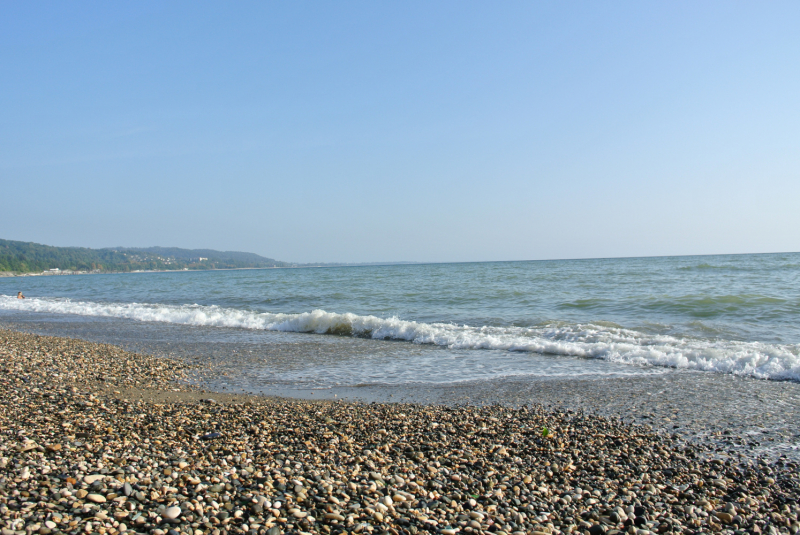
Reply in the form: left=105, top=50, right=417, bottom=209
left=715, top=512, right=733, bottom=524
left=123, top=482, right=133, bottom=496
left=87, top=493, right=106, bottom=503
left=84, top=474, right=105, bottom=484
left=164, top=506, right=182, bottom=520
left=267, top=528, right=281, bottom=535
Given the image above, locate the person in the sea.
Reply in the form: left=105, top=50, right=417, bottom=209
left=17, top=292, right=24, bottom=299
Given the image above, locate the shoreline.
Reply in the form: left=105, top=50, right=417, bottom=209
left=0, top=267, right=287, bottom=279
left=14, top=313, right=786, bottom=463
left=1, top=328, right=799, bottom=535
left=0, top=263, right=426, bottom=279
left=3, top=316, right=800, bottom=461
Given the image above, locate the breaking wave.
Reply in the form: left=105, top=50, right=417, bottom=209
left=2, top=296, right=799, bottom=381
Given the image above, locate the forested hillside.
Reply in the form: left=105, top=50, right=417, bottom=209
left=0, top=239, right=289, bottom=273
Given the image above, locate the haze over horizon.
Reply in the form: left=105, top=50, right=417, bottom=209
left=2, top=2, right=799, bottom=264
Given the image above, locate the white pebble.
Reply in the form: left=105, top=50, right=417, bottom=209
left=163, top=506, right=181, bottom=520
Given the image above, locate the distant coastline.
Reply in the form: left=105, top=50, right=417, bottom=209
left=0, top=238, right=418, bottom=276
left=0, top=262, right=420, bottom=278
left=0, top=265, right=282, bottom=278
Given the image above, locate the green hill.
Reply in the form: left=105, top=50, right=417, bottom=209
left=0, top=239, right=290, bottom=273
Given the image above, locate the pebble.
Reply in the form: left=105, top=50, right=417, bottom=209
left=163, top=506, right=182, bottom=520
left=715, top=511, right=734, bottom=524
left=0, top=328, right=798, bottom=535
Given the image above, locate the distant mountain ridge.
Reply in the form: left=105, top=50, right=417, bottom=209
left=0, top=239, right=290, bottom=273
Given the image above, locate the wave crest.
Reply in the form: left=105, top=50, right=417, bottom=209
left=1, top=296, right=798, bottom=381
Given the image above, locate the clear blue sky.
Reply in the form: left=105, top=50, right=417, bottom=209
left=2, top=2, right=798, bottom=263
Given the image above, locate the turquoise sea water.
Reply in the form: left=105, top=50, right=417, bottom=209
left=1, top=253, right=799, bottom=387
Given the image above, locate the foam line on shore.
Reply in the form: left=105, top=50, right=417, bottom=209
left=2, top=295, right=799, bottom=381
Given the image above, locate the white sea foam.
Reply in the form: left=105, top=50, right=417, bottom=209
left=2, top=295, right=799, bottom=381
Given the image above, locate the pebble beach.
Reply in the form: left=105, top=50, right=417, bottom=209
left=1, top=329, right=799, bottom=535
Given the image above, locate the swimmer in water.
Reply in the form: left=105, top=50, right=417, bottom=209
left=17, top=292, right=24, bottom=299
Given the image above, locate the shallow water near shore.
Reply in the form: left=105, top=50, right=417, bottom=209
left=2, top=253, right=800, bottom=459
left=2, top=253, right=800, bottom=383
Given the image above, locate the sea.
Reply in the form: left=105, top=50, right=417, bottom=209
left=1, top=253, right=799, bottom=394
